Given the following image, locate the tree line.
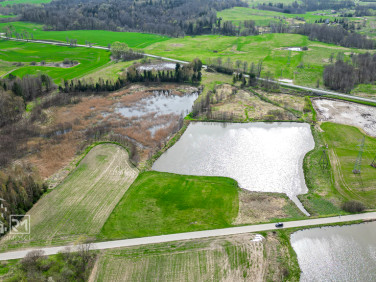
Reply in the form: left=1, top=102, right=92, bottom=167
left=59, top=59, right=203, bottom=93
left=294, top=24, right=376, bottom=49
left=257, top=0, right=354, bottom=14
left=0, top=164, right=47, bottom=234
left=206, top=57, right=263, bottom=79
left=323, top=52, right=376, bottom=93
left=1, top=74, right=56, bottom=102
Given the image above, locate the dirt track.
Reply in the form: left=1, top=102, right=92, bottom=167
left=313, top=98, right=376, bottom=137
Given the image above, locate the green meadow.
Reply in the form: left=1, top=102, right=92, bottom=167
left=322, top=122, right=376, bottom=207
left=0, top=22, right=169, bottom=48
left=99, top=171, right=239, bottom=240
left=145, top=33, right=361, bottom=87
left=0, top=40, right=110, bottom=82
left=218, top=7, right=353, bottom=27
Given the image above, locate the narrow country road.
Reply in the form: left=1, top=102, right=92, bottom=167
left=2, top=36, right=376, bottom=104
left=0, top=212, right=375, bottom=261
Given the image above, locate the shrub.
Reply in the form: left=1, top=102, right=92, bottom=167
left=342, top=200, right=365, bottom=213
left=63, top=58, right=71, bottom=65
left=302, top=46, right=308, bottom=51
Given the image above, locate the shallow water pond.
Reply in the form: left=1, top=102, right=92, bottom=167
left=152, top=122, right=314, bottom=213
left=138, top=63, right=176, bottom=71
left=116, top=90, right=199, bottom=118
left=291, top=222, right=376, bottom=281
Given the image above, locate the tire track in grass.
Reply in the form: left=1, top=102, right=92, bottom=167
left=0, top=144, right=138, bottom=250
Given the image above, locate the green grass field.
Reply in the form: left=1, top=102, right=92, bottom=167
left=0, top=40, right=110, bottom=82
left=322, top=122, right=376, bottom=207
left=100, top=171, right=239, bottom=240
left=0, top=144, right=138, bottom=250
left=145, top=33, right=361, bottom=87
left=218, top=7, right=350, bottom=27
left=1, top=22, right=370, bottom=89
left=300, top=122, right=376, bottom=214
left=0, top=22, right=169, bottom=48
left=299, top=126, right=344, bottom=216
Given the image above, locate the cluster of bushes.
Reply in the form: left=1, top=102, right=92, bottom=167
left=212, top=20, right=259, bottom=36
left=63, top=58, right=79, bottom=65
left=206, top=57, right=263, bottom=78
left=111, top=41, right=144, bottom=61
left=342, top=200, right=366, bottom=213
left=8, top=244, right=95, bottom=281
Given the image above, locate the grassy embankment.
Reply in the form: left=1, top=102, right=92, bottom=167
left=300, top=122, right=376, bottom=215
left=0, top=144, right=138, bottom=250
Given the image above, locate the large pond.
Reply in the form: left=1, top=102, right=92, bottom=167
left=291, top=222, right=376, bottom=281
left=152, top=122, right=314, bottom=214
left=116, top=90, right=199, bottom=118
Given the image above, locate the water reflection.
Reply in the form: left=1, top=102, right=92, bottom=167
left=291, top=222, right=376, bottom=281
left=152, top=122, right=314, bottom=212
left=116, top=90, right=199, bottom=118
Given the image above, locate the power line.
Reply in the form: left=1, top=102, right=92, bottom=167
left=353, top=136, right=365, bottom=174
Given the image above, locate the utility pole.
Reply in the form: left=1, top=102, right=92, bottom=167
left=319, top=145, right=329, bottom=169
left=371, top=155, right=376, bottom=168
left=353, top=137, right=365, bottom=174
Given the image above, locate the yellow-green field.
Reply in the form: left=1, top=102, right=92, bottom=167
left=0, top=144, right=138, bottom=250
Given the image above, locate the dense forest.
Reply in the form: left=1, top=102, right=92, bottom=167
left=295, top=24, right=376, bottom=49
left=0, top=165, right=47, bottom=234
left=323, top=53, right=376, bottom=92
left=257, top=0, right=354, bottom=14
left=18, top=0, right=246, bottom=36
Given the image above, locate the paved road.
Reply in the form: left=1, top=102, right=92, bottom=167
left=2, top=36, right=376, bottom=104
left=0, top=212, right=375, bottom=261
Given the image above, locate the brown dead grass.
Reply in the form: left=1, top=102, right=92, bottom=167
left=94, top=231, right=296, bottom=282
left=234, top=190, right=302, bottom=225
left=211, top=84, right=294, bottom=121
left=19, top=84, right=197, bottom=180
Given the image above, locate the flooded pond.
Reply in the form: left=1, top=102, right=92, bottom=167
left=285, top=47, right=303, bottom=51
left=116, top=90, right=199, bottom=118
left=152, top=122, right=314, bottom=213
left=291, top=222, right=376, bottom=281
left=137, top=63, right=176, bottom=71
